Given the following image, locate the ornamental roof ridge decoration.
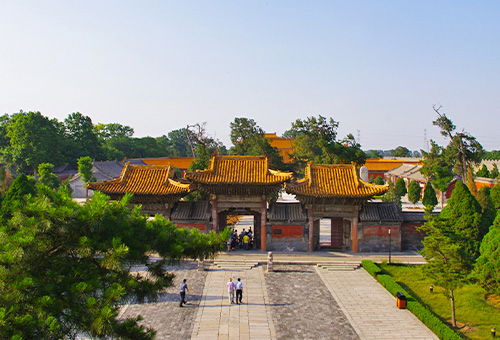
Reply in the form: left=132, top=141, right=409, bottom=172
left=87, top=163, right=191, bottom=195
left=286, top=163, right=388, bottom=199
left=186, top=154, right=293, bottom=185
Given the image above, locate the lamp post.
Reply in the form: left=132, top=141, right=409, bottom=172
left=388, top=228, right=392, bottom=264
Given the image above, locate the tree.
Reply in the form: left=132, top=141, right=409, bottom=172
left=365, top=149, right=382, bottom=158
left=94, top=123, right=134, bottom=141
left=475, top=164, right=490, bottom=178
left=490, top=163, right=499, bottom=179
left=0, top=174, right=36, bottom=221
left=440, top=181, right=484, bottom=261
left=381, top=180, right=401, bottom=209
left=466, top=167, right=478, bottom=197
left=422, top=182, right=438, bottom=213
left=395, top=178, right=407, bottom=197
left=373, top=176, right=385, bottom=185
left=0, top=185, right=229, bottom=339
left=284, top=115, right=366, bottom=167
left=432, top=105, right=484, bottom=182
left=491, top=182, right=500, bottom=209
left=476, top=187, right=496, bottom=237
left=419, top=216, right=470, bottom=327
left=391, top=146, right=411, bottom=157
left=407, top=180, right=422, bottom=204
left=37, top=163, right=60, bottom=189
left=64, top=112, right=102, bottom=162
left=3, top=111, right=66, bottom=174
left=473, top=215, right=499, bottom=294
left=229, top=118, right=284, bottom=169
left=78, top=156, right=95, bottom=183
left=420, top=141, right=454, bottom=208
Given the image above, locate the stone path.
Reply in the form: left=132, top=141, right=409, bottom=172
left=265, top=265, right=359, bottom=340
left=316, top=267, right=438, bottom=340
left=191, top=266, right=276, bottom=340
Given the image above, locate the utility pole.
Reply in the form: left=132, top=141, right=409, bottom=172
left=185, top=125, right=196, bottom=158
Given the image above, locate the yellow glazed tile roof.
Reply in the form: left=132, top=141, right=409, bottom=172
left=88, top=163, right=190, bottom=195
left=125, top=157, right=195, bottom=169
left=364, top=158, right=422, bottom=172
left=286, top=163, right=388, bottom=198
left=186, top=155, right=293, bottom=185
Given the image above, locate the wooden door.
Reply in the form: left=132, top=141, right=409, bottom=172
left=331, top=217, right=343, bottom=248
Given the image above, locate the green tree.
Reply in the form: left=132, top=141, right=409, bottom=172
left=391, top=146, right=411, bottom=157
left=441, top=181, right=484, bottom=261
left=476, top=187, right=496, bottom=233
left=395, top=178, right=407, bottom=197
left=3, top=111, right=66, bottom=174
left=229, top=118, right=284, bottom=169
left=94, top=123, right=134, bottom=140
left=365, top=149, right=382, bottom=158
left=78, top=156, right=95, bottom=183
left=0, top=186, right=229, bottom=339
left=419, top=216, right=470, bottom=327
left=420, top=141, right=454, bottom=208
left=422, top=182, right=438, bottom=213
left=475, top=164, right=490, bottom=178
left=491, top=182, right=500, bottom=209
left=407, top=180, right=422, bottom=204
left=432, top=105, right=484, bottom=182
left=0, top=174, right=36, bottom=221
left=64, top=112, right=102, bottom=162
left=466, top=167, right=478, bottom=197
left=490, top=163, right=499, bottom=179
left=373, top=176, right=385, bottom=185
left=381, top=180, right=401, bottom=209
left=473, top=214, right=499, bottom=294
left=284, top=115, right=366, bottom=167
left=37, top=163, right=60, bottom=189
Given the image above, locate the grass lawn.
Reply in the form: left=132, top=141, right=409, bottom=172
left=380, top=264, right=499, bottom=340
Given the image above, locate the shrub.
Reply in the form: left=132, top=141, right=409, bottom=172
left=361, top=261, right=462, bottom=340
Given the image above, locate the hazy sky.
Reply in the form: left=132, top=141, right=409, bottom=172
left=1, top=1, right=499, bottom=151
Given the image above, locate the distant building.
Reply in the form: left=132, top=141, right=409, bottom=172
left=262, top=133, right=294, bottom=163
left=364, top=158, right=422, bottom=181
left=69, top=161, right=123, bottom=198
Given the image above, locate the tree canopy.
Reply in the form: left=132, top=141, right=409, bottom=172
left=407, top=180, right=421, bottom=204
left=391, top=146, right=411, bottom=157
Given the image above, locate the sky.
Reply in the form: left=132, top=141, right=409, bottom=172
left=1, top=1, right=499, bottom=151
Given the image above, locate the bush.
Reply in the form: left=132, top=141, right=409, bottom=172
left=362, top=261, right=462, bottom=340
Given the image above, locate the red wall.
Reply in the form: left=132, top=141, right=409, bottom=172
left=271, top=225, right=304, bottom=238
left=176, top=223, right=206, bottom=231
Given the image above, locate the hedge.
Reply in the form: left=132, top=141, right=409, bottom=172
left=361, top=260, right=463, bottom=340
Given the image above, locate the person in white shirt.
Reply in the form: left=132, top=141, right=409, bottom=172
left=227, top=278, right=235, bottom=304
left=235, top=278, right=243, bottom=304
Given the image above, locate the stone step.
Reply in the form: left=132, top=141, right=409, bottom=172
left=317, top=262, right=360, bottom=271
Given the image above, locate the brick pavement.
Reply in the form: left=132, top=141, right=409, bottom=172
left=265, top=265, right=359, bottom=340
left=316, top=267, right=438, bottom=340
left=191, top=266, right=276, bottom=340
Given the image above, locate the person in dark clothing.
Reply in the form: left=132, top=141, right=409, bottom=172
left=235, top=278, right=244, bottom=304
left=179, top=279, right=188, bottom=307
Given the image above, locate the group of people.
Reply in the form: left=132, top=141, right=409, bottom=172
left=179, top=277, right=245, bottom=307
left=227, top=227, right=254, bottom=251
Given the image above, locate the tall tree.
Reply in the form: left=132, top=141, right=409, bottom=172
left=365, top=149, right=382, bottom=158
left=475, top=164, right=490, bottom=178
left=94, top=123, right=134, bottom=141
left=284, top=115, right=366, bottom=167
left=422, top=182, right=438, bottom=213
left=381, top=180, right=402, bottom=209
left=420, top=141, right=454, bottom=208
left=0, top=185, right=229, bottom=339
left=37, top=163, right=60, bottom=189
left=391, top=146, right=412, bottom=157
left=64, top=112, right=102, bottom=162
left=491, top=182, right=500, bottom=210
left=473, top=214, right=499, bottom=294
left=419, top=216, right=470, bottom=327
left=395, top=178, right=407, bottom=197
left=3, top=111, right=66, bottom=174
left=407, top=180, right=422, bottom=204
left=476, top=187, right=496, bottom=234
left=490, top=163, right=499, bottom=179
left=432, top=105, right=484, bottom=182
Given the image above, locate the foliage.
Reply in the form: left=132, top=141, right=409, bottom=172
left=476, top=187, right=496, bottom=230
left=381, top=180, right=401, bottom=209
left=229, top=118, right=284, bottom=169
left=482, top=150, right=500, bottom=160
left=63, top=112, right=102, bottom=162
left=473, top=214, right=499, bottom=294
left=94, top=123, right=134, bottom=141
left=440, top=181, right=485, bottom=260
left=475, top=164, right=490, bottom=178
left=362, top=261, right=462, bottom=340
left=420, top=141, right=454, bottom=193
left=0, top=174, right=36, bottom=221
left=422, top=182, right=438, bottom=213
left=491, top=182, right=500, bottom=209
left=407, top=180, right=422, bottom=204
left=465, top=167, right=478, bottom=197
left=491, top=163, right=499, bottom=178
left=37, top=163, right=60, bottom=189
left=364, top=149, right=382, bottom=158
left=284, top=115, right=366, bottom=167
left=3, top=111, right=66, bottom=174
left=372, top=176, right=385, bottom=185
left=395, top=178, right=407, bottom=197
left=0, top=185, right=228, bottom=339
left=391, top=146, right=411, bottom=157
left=78, top=156, right=95, bottom=183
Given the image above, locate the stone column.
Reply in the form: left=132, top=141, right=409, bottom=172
left=267, top=251, right=273, bottom=272
left=260, top=196, right=267, bottom=251
left=351, top=216, right=359, bottom=252
left=210, top=195, right=218, bottom=232
left=307, top=205, right=314, bottom=252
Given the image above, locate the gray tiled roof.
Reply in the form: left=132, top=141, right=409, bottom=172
left=93, top=161, right=124, bottom=180
left=401, top=211, right=426, bottom=223
left=386, top=164, right=426, bottom=182
left=170, top=201, right=211, bottom=221
left=360, top=202, right=403, bottom=222
left=268, top=203, right=307, bottom=222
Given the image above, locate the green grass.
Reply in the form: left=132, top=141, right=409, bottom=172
left=380, top=264, right=499, bottom=340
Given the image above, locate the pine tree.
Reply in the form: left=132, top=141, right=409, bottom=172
left=441, top=181, right=484, bottom=260
left=466, top=167, right=478, bottom=197
left=422, top=182, right=438, bottom=213
left=37, top=163, right=60, bottom=189
left=373, top=176, right=385, bottom=185
left=491, top=182, right=500, bottom=209
left=473, top=214, right=499, bottom=294
left=407, top=180, right=422, bottom=204
left=475, top=164, right=490, bottom=178
left=395, top=178, right=407, bottom=197
left=381, top=180, right=401, bottom=209
left=490, top=163, right=499, bottom=179
left=476, top=187, right=496, bottom=236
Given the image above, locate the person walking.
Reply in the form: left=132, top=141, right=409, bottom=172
left=235, top=277, right=243, bottom=304
left=179, top=279, right=188, bottom=307
left=227, top=278, right=235, bottom=304
left=242, top=233, right=250, bottom=250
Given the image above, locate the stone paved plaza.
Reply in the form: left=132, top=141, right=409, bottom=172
left=119, top=258, right=437, bottom=340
